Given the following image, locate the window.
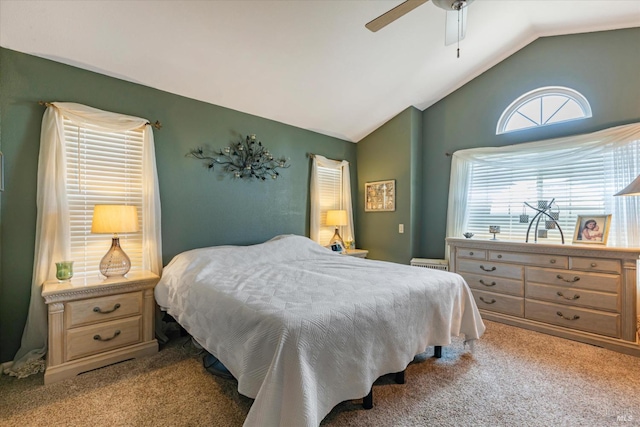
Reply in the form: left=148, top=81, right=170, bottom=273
left=497, top=87, right=592, bottom=135
left=310, top=155, right=354, bottom=247
left=64, top=119, right=144, bottom=278
left=316, top=165, right=343, bottom=246
left=448, top=123, right=640, bottom=248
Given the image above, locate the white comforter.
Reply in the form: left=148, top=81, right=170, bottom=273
left=155, top=235, right=485, bottom=426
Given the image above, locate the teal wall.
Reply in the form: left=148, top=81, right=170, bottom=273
left=356, top=107, right=422, bottom=263
left=420, top=27, right=640, bottom=258
left=0, top=48, right=356, bottom=362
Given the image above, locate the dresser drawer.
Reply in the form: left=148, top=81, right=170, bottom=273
left=489, top=251, right=568, bottom=269
left=456, top=248, right=486, bottom=260
left=525, top=300, right=620, bottom=338
left=458, top=259, right=523, bottom=280
left=472, top=289, right=524, bottom=317
left=66, top=316, right=142, bottom=361
left=570, top=257, right=621, bottom=274
left=526, top=267, right=620, bottom=293
left=461, top=272, right=524, bottom=297
left=66, top=291, right=143, bottom=328
left=526, top=283, right=619, bottom=312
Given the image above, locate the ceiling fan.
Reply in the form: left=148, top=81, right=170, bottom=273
left=366, top=0, right=474, bottom=56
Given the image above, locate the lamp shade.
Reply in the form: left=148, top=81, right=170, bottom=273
left=91, top=205, right=139, bottom=234
left=614, top=175, right=640, bottom=196
left=326, top=210, right=348, bottom=227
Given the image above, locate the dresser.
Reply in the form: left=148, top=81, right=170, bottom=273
left=42, top=270, right=160, bottom=384
left=447, top=238, right=640, bottom=356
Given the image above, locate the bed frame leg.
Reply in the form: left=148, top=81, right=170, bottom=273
left=394, top=370, right=405, bottom=384
left=434, top=346, right=442, bottom=358
left=362, top=388, right=373, bottom=409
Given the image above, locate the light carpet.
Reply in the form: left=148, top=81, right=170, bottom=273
left=1, top=320, right=639, bottom=426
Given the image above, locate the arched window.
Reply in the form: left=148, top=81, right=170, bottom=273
left=497, top=86, right=592, bottom=135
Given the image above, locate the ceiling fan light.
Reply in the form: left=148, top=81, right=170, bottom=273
left=432, top=0, right=474, bottom=12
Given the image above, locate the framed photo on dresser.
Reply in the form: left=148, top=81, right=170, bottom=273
left=572, top=214, right=611, bottom=244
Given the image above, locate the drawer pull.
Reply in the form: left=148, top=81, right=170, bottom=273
left=497, top=254, right=502, bottom=259
left=93, top=330, right=121, bottom=342
left=93, top=303, right=121, bottom=314
left=479, top=279, right=496, bottom=287
left=557, top=291, right=580, bottom=300
left=469, top=252, right=474, bottom=256
left=591, top=262, right=597, bottom=267
left=556, top=311, right=580, bottom=321
left=550, top=259, right=556, bottom=264
left=479, top=297, right=496, bottom=304
left=556, top=274, right=580, bottom=283
left=480, top=265, right=496, bottom=272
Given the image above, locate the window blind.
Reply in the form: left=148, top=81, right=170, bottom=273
left=64, top=118, right=144, bottom=278
left=465, top=140, right=640, bottom=245
left=317, top=165, right=343, bottom=246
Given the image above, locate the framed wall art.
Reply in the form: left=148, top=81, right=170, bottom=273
left=572, top=214, right=611, bottom=245
left=365, top=179, right=395, bottom=212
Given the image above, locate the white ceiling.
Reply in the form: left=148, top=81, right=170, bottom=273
left=1, top=1, right=639, bottom=142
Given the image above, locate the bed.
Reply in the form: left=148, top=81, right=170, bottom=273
left=155, top=234, right=485, bottom=426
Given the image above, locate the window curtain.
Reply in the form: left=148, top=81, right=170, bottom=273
left=310, top=155, right=354, bottom=244
left=446, top=121, right=640, bottom=256
left=1, top=102, right=163, bottom=378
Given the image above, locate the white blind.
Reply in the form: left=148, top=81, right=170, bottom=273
left=317, top=165, right=343, bottom=246
left=465, top=140, right=640, bottom=245
left=64, top=118, right=144, bottom=278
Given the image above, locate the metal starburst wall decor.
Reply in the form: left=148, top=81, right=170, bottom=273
left=187, top=134, right=290, bottom=181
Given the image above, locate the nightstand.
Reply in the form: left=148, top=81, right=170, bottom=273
left=41, top=270, right=160, bottom=384
left=344, top=249, right=368, bottom=258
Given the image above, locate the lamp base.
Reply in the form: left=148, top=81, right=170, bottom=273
left=329, top=228, right=346, bottom=251
left=100, top=237, right=131, bottom=277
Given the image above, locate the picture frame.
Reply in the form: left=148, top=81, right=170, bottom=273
left=365, top=179, right=395, bottom=212
left=572, top=214, right=612, bottom=245
left=330, top=242, right=345, bottom=253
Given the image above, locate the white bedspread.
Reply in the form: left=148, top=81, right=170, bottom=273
left=155, top=235, right=485, bottom=426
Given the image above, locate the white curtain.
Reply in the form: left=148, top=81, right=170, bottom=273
left=310, top=155, right=355, bottom=244
left=446, top=121, right=640, bottom=254
left=1, top=102, right=163, bottom=378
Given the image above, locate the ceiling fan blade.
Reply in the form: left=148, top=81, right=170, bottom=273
left=444, top=7, right=467, bottom=46
left=365, top=0, right=429, bottom=32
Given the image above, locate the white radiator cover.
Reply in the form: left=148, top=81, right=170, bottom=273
left=410, top=258, right=449, bottom=271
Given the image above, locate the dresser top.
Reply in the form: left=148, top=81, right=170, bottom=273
left=446, top=237, right=640, bottom=259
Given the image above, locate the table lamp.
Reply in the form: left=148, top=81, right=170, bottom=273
left=326, top=209, right=347, bottom=249
left=91, top=205, right=139, bottom=277
left=614, top=175, right=640, bottom=197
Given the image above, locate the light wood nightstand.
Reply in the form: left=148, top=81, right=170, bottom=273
left=41, top=270, right=160, bottom=384
left=344, top=249, right=368, bottom=258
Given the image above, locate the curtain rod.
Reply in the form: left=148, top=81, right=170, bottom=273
left=38, top=101, right=162, bottom=130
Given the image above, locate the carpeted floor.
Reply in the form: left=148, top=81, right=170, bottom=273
left=1, top=320, right=639, bottom=427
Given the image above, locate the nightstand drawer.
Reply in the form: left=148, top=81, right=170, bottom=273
left=66, top=291, right=143, bottom=328
left=66, top=316, right=142, bottom=361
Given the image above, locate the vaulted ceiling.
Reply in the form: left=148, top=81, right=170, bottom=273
left=1, top=1, right=638, bottom=142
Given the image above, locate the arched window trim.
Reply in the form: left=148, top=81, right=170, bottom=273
left=496, top=86, right=592, bottom=135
